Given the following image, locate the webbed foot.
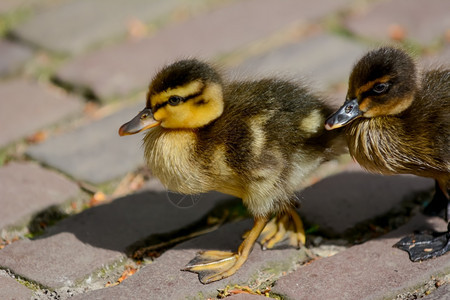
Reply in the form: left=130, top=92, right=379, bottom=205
left=183, top=250, right=239, bottom=283
left=258, top=208, right=305, bottom=250
left=394, top=223, right=450, bottom=261
left=183, top=217, right=267, bottom=284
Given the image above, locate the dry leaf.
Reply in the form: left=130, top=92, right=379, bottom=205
left=117, top=267, right=137, bottom=284
left=388, top=23, right=406, bottom=41
left=27, top=131, right=48, bottom=144
left=89, top=191, right=107, bottom=207
left=127, top=18, right=148, bottom=39
left=105, top=266, right=137, bottom=287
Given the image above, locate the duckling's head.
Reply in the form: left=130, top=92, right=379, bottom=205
left=325, top=47, right=417, bottom=130
left=119, top=59, right=224, bottom=135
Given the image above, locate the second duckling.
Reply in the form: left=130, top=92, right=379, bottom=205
left=119, top=59, right=344, bottom=284
left=325, top=47, right=450, bottom=261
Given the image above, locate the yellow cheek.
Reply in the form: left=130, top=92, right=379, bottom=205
left=156, top=105, right=194, bottom=128
left=153, top=109, right=167, bottom=122
left=359, top=98, right=370, bottom=112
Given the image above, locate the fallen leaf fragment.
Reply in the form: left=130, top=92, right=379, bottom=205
left=105, top=266, right=137, bottom=287
left=117, top=266, right=137, bottom=284
left=127, top=18, right=148, bottom=39
left=388, top=23, right=406, bottom=41
left=89, top=191, right=107, bottom=207
left=27, top=131, right=48, bottom=144
left=0, top=236, right=20, bottom=250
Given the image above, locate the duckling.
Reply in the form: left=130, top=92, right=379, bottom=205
left=119, top=59, right=344, bottom=284
left=325, top=47, right=450, bottom=261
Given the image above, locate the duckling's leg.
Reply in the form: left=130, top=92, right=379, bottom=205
left=183, top=217, right=267, bottom=284
left=423, top=180, right=449, bottom=220
left=394, top=181, right=450, bottom=261
left=258, top=208, right=306, bottom=250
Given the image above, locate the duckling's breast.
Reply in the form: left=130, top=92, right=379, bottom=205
left=142, top=127, right=244, bottom=197
left=346, top=118, right=448, bottom=178
left=143, top=127, right=206, bottom=194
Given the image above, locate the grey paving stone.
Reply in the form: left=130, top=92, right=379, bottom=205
left=297, top=171, right=434, bottom=235
left=76, top=219, right=309, bottom=300
left=272, top=214, right=450, bottom=300
left=0, top=274, right=32, bottom=300
left=26, top=103, right=145, bottom=184
left=344, top=0, right=450, bottom=45
left=0, top=232, right=120, bottom=289
left=0, top=161, right=80, bottom=230
left=11, top=0, right=202, bottom=55
left=0, top=39, right=33, bottom=77
left=55, top=0, right=351, bottom=100
left=234, top=33, right=368, bottom=90
left=0, top=0, right=44, bottom=14
left=0, top=79, right=82, bottom=147
left=423, top=284, right=450, bottom=300
left=0, top=190, right=233, bottom=288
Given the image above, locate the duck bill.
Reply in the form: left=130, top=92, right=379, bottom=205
left=118, top=108, right=160, bottom=136
left=325, top=98, right=362, bottom=130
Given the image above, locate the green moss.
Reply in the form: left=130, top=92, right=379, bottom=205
left=16, top=277, right=42, bottom=292
left=0, top=9, right=31, bottom=37
left=0, top=149, right=7, bottom=166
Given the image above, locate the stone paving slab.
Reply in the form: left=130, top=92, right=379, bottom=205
left=423, top=284, right=450, bottom=300
left=0, top=79, right=82, bottom=148
left=233, top=33, right=368, bottom=90
left=0, top=39, right=33, bottom=77
left=297, top=171, right=434, bottom=235
left=55, top=0, right=351, bottom=100
left=344, top=0, right=450, bottom=45
left=0, top=161, right=80, bottom=230
left=76, top=219, right=309, bottom=299
left=0, top=190, right=233, bottom=288
left=0, top=0, right=53, bottom=14
left=273, top=214, right=450, bottom=300
left=26, top=103, right=145, bottom=184
left=0, top=274, right=32, bottom=300
left=0, top=232, right=120, bottom=289
left=11, top=0, right=204, bottom=55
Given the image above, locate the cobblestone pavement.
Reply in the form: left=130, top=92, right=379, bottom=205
left=0, top=0, right=449, bottom=299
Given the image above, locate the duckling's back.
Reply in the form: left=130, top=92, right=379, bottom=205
left=407, top=68, right=450, bottom=171
left=195, top=78, right=344, bottom=216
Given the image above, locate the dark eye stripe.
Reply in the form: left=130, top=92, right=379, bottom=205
left=152, top=86, right=206, bottom=113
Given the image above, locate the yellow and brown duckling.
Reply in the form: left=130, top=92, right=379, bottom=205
left=325, top=47, right=450, bottom=261
left=119, top=59, right=344, bottom=283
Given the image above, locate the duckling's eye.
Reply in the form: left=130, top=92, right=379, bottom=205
left=140, top=113, right=148, bottom=119
left=372, top=83, right=389, bottom=94
left=168, top=95, right=184, bottom=106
